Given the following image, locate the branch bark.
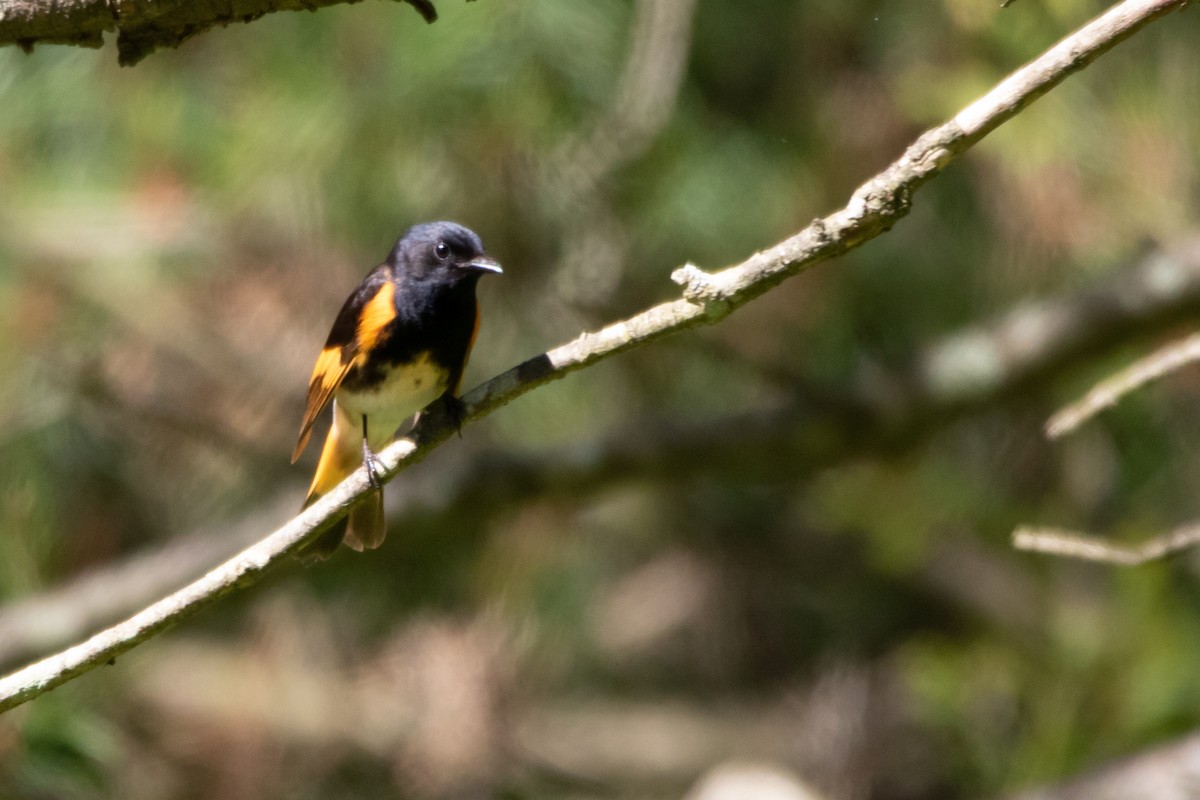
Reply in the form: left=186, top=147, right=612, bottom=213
left=0, top=0, right=440, bottom=66
left=0, top=0, right=1190, bottom=714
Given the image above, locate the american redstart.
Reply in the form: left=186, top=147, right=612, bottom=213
left=292, top=221, right=502, bottom=561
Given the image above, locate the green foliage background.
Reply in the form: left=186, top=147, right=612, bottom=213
left=1, top=0, right=1200, bottom=797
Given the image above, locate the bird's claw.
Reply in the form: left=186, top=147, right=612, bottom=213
left=443, top=394, right=468, bottom=437
left=362, top=440, right=383, bottom=489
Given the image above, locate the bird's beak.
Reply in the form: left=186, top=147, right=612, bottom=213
left=467, top=254, right=503, bottom=274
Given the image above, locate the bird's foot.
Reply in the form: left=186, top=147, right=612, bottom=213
left=442, top=394, right=468, bottom=437
left=361, top=440, right=384, bottom=489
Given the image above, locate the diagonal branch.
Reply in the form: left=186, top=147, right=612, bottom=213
left=1045, top=330, right=1200, bottom=438
left=0, top=0, right=1189, bottom=714
left=0, top=0, right=441, bottom=66
left=1013, top=522, right=1200, bottom=565
left=7, top=234, right=1200, bottom=670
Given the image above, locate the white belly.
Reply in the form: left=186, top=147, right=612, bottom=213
left=337, top=353, right=448, bottom=450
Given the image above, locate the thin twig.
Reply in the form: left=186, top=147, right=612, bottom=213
left=1013, top=522, right=1200, bottom=565
left=1046, top=330, right=1200, bottom=438
left=0, top=0, right=1189, bottom=714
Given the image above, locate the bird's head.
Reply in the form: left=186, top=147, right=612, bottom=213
left=389, top=221, right=502, bottom=282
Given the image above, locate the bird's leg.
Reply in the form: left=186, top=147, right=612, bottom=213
left=361, top=416, right=383, bottom=489
left=441, top=392, right=467, bottom=437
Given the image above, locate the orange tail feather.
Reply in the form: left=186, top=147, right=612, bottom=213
left=298, top=403, right=387, bottom=562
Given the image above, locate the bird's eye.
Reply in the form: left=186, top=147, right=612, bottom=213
left=435, top=242, right=450, bottom=260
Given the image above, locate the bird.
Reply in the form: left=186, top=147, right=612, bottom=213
left=292, top=221, right=502, bottom=561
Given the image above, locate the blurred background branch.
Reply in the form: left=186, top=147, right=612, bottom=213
left=1013, top=520, right=1200, bottom=564
left=1018, top=264, right=1200, bottom=565
left=1046, top=329, right=1200, bottom=438
left=541, top=0, right=699, bottom=311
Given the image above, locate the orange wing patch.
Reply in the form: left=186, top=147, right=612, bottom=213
left=356, top=281, right=396, bottom=352
left=292, top=345, right=353, bottom=462
left=294, top=276, right=397, bottom=463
